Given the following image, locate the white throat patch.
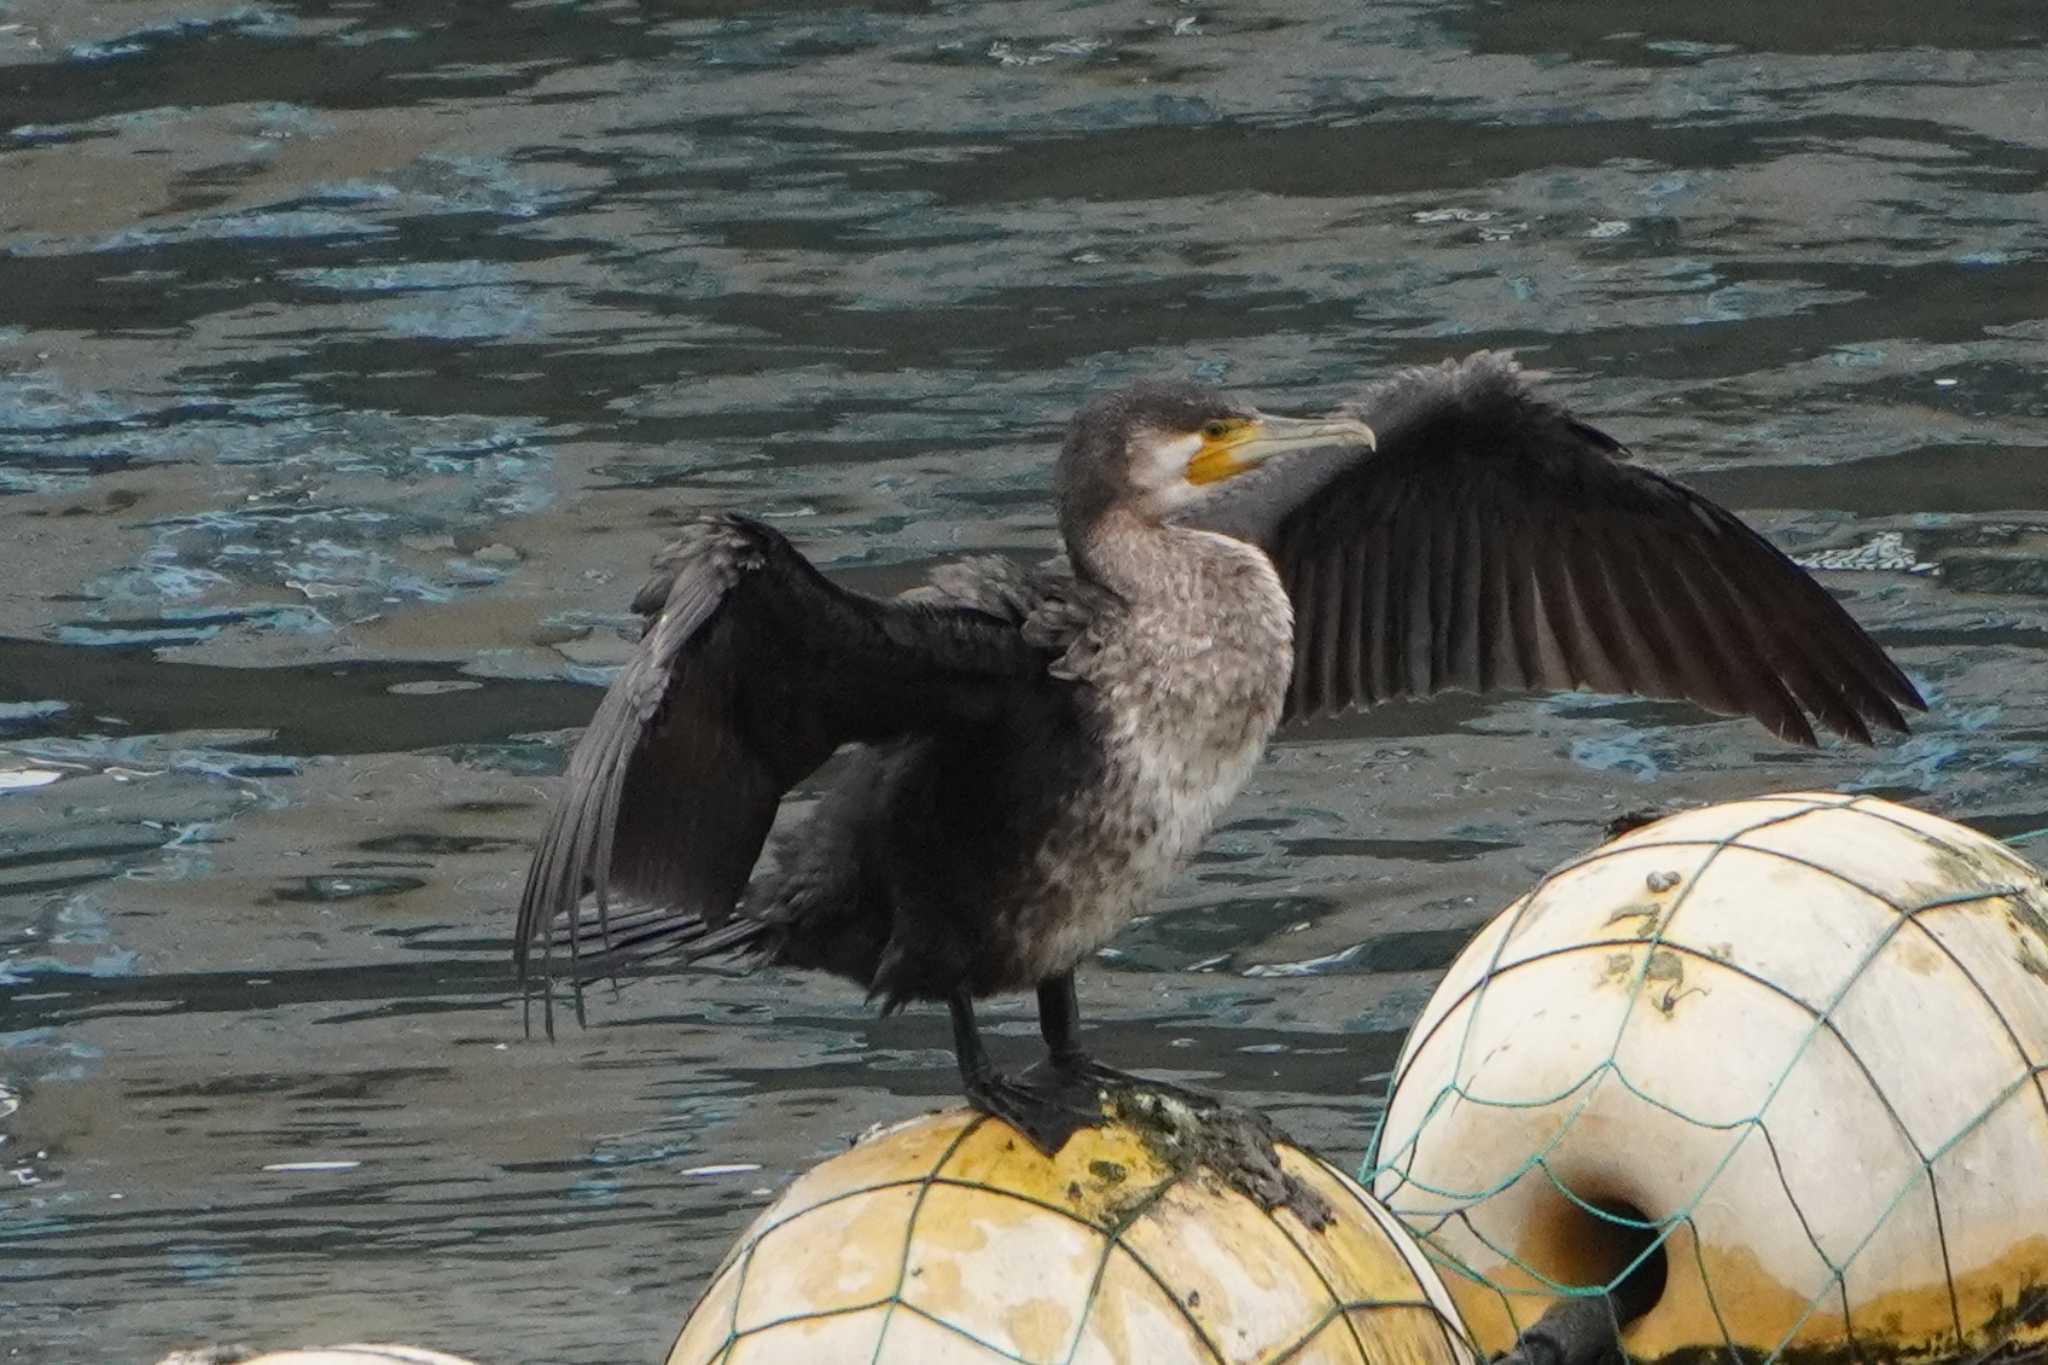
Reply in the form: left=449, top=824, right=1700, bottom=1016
left=1132, top=429, right=1206, bottom=514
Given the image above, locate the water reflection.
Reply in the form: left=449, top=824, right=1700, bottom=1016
left=2, top=1, right=2045, bottom=1360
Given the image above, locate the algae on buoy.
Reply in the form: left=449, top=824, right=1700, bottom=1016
left=671, top=1095, right=1475, bottom=1364
left=1371, top=791, right=2048, bottom=1364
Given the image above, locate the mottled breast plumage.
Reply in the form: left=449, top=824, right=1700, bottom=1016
left=1011, top=528, right=1295, bottom=982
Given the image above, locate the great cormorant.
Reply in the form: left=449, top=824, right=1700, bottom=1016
left=513, top=353, right=1924, bottom=1149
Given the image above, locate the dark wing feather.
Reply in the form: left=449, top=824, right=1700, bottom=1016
left=513, top=514, right=1050, bottom=1012
left=1220, top=353, right=1925, bottom=740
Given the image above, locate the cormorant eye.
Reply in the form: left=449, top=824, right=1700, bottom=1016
left=1201, top=420, right=1234, bottom=441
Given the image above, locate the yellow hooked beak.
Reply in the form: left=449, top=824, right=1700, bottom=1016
left=1184, top=412, right=1376, bottom=486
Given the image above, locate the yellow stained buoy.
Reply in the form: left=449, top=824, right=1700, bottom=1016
left=155, top=1350, right=481, bottom=1365
left=670, top=1098, right=1475, bottom=1364
left=1371, top=792, right=2048, bottom=1364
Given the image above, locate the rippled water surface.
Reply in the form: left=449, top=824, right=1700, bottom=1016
left=4, top=3, right=2047, bottom=1361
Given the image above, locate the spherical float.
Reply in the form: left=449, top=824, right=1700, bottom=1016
left=670, top=1098, right=1475, bottom=1364
left=1370, top=791, right=2048, bottom=1364
left=155, top=1349, right=481, bottom=1365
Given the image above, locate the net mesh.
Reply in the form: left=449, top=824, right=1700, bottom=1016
left=669, top=1109, right=1472, bottom=1365
left=1361, top=794, right=2048, bottom=1365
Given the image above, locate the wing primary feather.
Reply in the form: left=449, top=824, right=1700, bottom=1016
left=1445, top=497, right=1483, bottom=691
left=1602, top=522, right=1693, bottom=701
left=1339, top=535, right=1367, bottom=711
left=1563, top=530, right=1644, bottom=696
left=1652, top=480, right=1914, bottom=740
left=1402, top=498, right=1434, bottom=697
left=1532, top=532, right=1598, bottom=692
left=1620, top=525, right=1744, bottom=717
left=585, top=744, right=622, bottom=971
left=1364, top=515, right=1397, bottom=705
left=1765, top=565, right=1918, bottom=733
left=1759, top=613, right=1872, bottom=744
left=1376, top=501, right=1411, bottom=700
left=513, top=513, right=1051, bottom=1024
left=1671, top=552, right=1816, bottom=746
left=1712, top=553, right=1875, bottom=745
left=550, top=903, right=671, bottom=941
left=1471, top=503, right=1506, bottom=693
left=548, top=905, right=770, bottom=985
left=1306, top=550, right=1331, bottom=715
left=1656, top=501, right=1874, bottom=742
left=1261, top=354, right=1917, bottom=744
left=564, top=728, right=629, bottom=1023
left=1687, top=556, right=1818, bottom=749
left=1427, top=489, right=1458, bottom=690
left=1501, top=514, right=1543, bottom=691
left=1316, top=539, right=1345, bottom=711
left=1290, top=549, right=1319, bottom=715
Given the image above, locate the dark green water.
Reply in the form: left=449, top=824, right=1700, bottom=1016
left=2, top=2, right=2045, bottom=1360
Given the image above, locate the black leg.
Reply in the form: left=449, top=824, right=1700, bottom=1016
left=949, top=991, right=995, bottom=1088
left=1029, top=972, right=1230, bottom=1118
left=949, top=984, right=1108, bottom=1156
left=973, top=980, right=1325, bottom=1224
left=1036, top=972, right=1086, bottom=1066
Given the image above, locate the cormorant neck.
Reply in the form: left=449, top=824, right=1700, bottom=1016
left=1070, top=505, right=1184, bottom=598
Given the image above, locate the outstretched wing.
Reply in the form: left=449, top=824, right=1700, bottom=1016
left=514, top=514, right=1050, bottom=1004
left=1197, top=353, right=1925, bottom=743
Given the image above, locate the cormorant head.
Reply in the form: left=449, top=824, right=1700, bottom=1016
left=1055, top=380, right=1374, bottom=548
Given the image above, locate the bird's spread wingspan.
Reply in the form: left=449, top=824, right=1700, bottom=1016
left=514, top=514, right=1051, bottom=1020
left=1195, top=353, right=1925, bottom=742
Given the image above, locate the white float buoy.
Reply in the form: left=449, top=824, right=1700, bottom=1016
left=1371, top=791, right=2048, bottom=1363
left=155, top=1349, right=481, bottom=1365
left=670, top=1100, right=1476, bottom=1364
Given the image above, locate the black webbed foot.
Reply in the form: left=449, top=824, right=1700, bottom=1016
left=1017, top=972, right=1234, bottom=1127
left=947, top=989, right=1330, bottom=1222
left=963, top=1051, right=1242, bottom=1157
left=948, top=978, right=1265, bottom=1158
left=1043, top=1053, right=1229, bottom=1120
left=963, top=1049, right=1332, bottom=1226
left=960, top=1059, right=1113, bottom=1156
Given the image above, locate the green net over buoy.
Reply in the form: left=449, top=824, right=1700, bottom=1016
left=1366, top=791, right=2048, bottom=1365
left=670, top=1105, right=1475, bottom=1364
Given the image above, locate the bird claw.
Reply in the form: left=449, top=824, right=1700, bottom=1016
left=961, top=1063, right=1111, bottom=1156
left=962, top=1054, right=1231, bottom=1156
left=1038, top=1055, right=1229, bottom=1119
